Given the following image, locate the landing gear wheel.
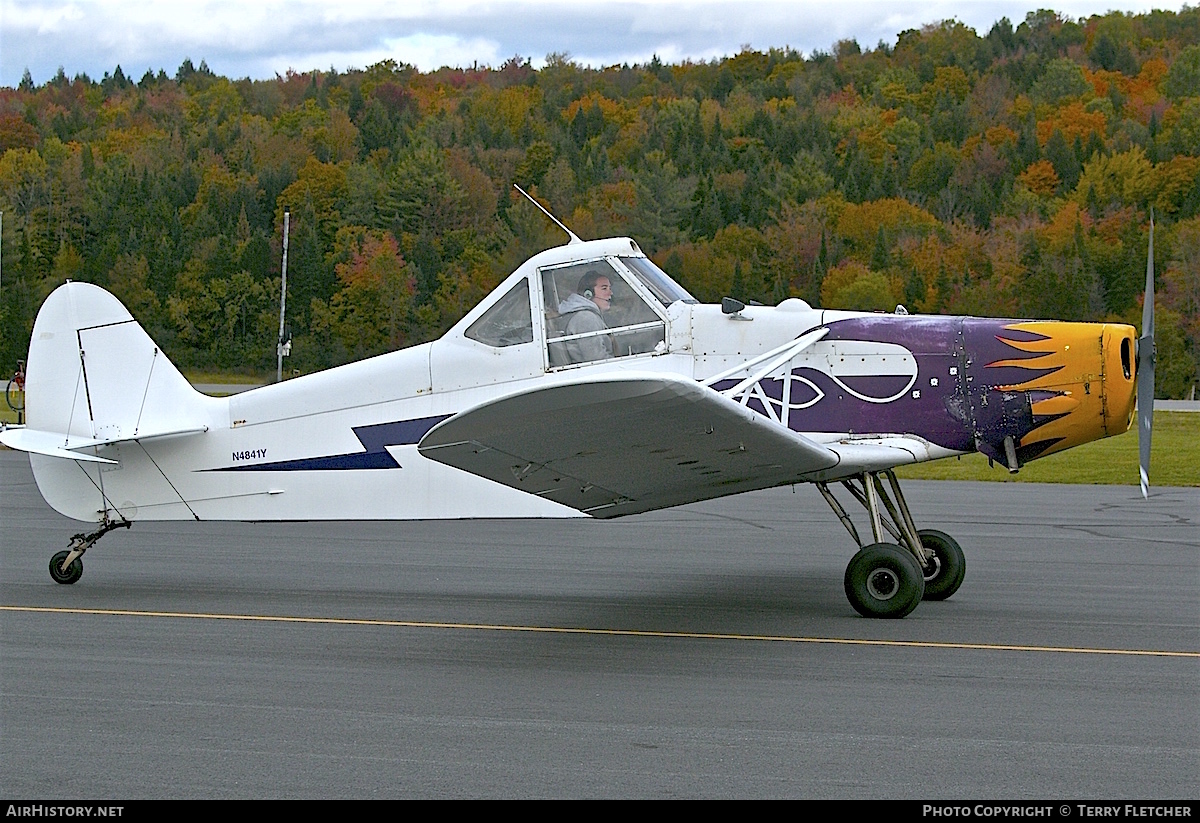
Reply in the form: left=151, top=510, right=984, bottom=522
left=917, top=529, right=965, bottom=601
left=844, top=543, right=925, bottom=618
left=49, top=551, right=83, bottom=585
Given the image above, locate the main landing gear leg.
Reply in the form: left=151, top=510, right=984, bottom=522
left=48, top=519, right=131, bottom=585
left=817, top=470, right=966, bottom=618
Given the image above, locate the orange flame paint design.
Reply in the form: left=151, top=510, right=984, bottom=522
left=987, top=321, right=1134, bottom=460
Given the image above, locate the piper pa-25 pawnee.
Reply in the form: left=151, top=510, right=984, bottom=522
left=1, top=192, right=1157, bottom=618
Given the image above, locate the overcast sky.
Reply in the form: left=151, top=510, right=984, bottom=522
left=2, top=1, right=1192, bottom=88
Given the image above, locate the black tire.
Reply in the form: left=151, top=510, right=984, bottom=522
left=844, top=543, right=925, bottom=618
left=917, top=529, right=966, bottom=601
left=49, top=551, right=82, bottom=585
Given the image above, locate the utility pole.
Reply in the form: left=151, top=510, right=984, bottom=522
left=276, top=209, right=291, bottom=382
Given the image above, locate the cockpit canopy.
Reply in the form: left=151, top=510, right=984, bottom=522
left=461, top=244, right=694, bottom=370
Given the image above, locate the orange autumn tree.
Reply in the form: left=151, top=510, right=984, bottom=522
left=821, top=260, right=898, bottom=311
left=1018, top=160, right=1061, bottom=197
left=316, top=228, right=416, bottom=358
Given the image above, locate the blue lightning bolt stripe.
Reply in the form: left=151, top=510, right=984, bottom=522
left=215, top=414, right=452, bottom=472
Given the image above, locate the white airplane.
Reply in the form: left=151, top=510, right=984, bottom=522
left=1, top=194, right=1157, bottom=618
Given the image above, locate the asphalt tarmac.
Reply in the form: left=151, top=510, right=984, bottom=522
left=1, top=450, right=1197, bottom=799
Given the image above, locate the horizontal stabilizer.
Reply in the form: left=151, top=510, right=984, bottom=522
left=0, top=427, right=117, bottom=463
left=418, top=372, right=839, bottom=518
left=0, top=423, right=209, bottom=463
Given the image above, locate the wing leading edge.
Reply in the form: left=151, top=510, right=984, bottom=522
left=418, top=373, right=840, bottom=518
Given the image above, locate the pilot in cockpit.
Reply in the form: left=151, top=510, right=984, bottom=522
left=555, top=271, right=613, bottom=363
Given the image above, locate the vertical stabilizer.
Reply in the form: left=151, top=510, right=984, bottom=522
left=7, top=282, right=220, bottom=521
left=24, top=282, right=213, bottom=444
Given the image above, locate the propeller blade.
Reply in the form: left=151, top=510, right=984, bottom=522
left=1137, top=211, right=1155, bottom=498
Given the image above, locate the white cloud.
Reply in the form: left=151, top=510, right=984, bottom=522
left=378, top=34, right=507, bottom=71
left=259, top=34, right=508, bottom=77
left=4, top=1, right=83, bottom=33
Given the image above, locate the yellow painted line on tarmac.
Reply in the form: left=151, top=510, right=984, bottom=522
left=3, top=605, right=1197, bottom=659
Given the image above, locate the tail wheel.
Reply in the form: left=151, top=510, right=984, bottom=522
left=844, top=543, right=925, bottom=618
left=49, top=551, right=83, bottom=585
left=917, top=529, right=966, bottom=601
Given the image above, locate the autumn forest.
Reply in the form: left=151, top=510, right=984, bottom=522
left=1, top=8, right=1198, bottom=396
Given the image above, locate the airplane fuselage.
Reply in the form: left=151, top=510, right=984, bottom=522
left=20, top=237, right=1138, bottom=524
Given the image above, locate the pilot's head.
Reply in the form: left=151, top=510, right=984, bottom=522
left=578, top=271, right=613, bottom=311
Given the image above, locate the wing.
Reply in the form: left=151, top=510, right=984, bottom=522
left=418, top=372, right=839, bottom=518
left=819, top=436, right=951, bottom=475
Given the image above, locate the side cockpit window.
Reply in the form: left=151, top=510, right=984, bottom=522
left=465, top=278, right=533, bottom=347
left=542, top=258, right=666, bottom=368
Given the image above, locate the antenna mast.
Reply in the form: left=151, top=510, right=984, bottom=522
left=276, top=209, right=291, bottom=382
left=513, top=184, right=582, bottom=244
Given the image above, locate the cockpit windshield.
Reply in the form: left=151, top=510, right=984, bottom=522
left=618, top=256, right=697, bottom=306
